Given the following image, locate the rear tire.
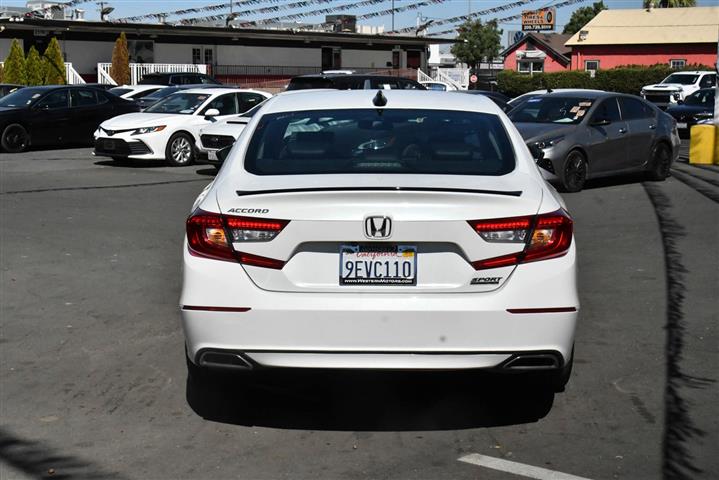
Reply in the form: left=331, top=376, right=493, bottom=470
left=560, top=150, right=587, bottom=193
left=165, top=133, right=196, bottom=167
left=646, top=142, right=671, bottom=181
left=1, top=124, right=29, bottom=153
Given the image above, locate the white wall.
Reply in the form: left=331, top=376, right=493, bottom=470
left=154, top=43, right=191, bottom=64
left=217, top=45, right=319, bottom=67
left=62, top=40, right=114, bottom=74
left=0, top=38, right=21, bottom=59
left=341, top=49, right=393, bottom=69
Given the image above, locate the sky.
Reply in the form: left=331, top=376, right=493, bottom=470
left=3, top=0, right=717, bottom=43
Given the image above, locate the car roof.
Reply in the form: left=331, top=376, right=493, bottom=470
left=292, top=74, right=415, bottom=81
left=261, top=89, right=498, bottom=115
left=181, top=87, right=269, bottom=95
left=667, top=71, right=714, bottom=74
left=143, top=72, right=209, bottom=77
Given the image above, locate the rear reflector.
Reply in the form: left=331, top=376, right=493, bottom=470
left=182, top=306, right=252, bottom=312
left=469, top=209, right=573, bottom=270
left=507, top=307, right=577, bottom=314
left=186, top=209, right=287, bottom=268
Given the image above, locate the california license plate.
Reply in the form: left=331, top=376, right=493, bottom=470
left=340, top=245, right=417, bottom=286
left=677, top=122, right=687, bottom=129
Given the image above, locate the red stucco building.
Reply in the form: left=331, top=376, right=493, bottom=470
left=565, top=6, right=719, bottom=73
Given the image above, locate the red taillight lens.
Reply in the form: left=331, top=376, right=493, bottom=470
left=469, top=209, right=573, bottom=270
left=186, top=209, right=287, bottom=269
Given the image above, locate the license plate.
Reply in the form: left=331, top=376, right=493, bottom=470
left=340, top=245, right=417, bottom=286
left=208, top=151, right=218, bottom=161
left=103, top=139, right=116, bottom=150
left=676, top=122, right=687, bottom=129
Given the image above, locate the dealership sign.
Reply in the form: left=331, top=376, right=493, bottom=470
left=521, top=7, right=556, bottom=31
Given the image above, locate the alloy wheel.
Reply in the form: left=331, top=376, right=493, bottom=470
left=171, top=137, right=192, bottom=165
left=563, top=152, right=587, bottom=192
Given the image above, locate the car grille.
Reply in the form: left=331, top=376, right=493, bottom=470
left=94, top=138, right=152, bottom=156
left=645, top=94, right=671, bottom=104
left=201, top=134, right=235, bottom=150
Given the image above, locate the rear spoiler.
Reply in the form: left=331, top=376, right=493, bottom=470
left=236, top=187, right=522, bottom=197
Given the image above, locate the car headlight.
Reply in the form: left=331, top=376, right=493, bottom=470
left=672, top=92, right=682, bottom=100
left=132, top=125, right=166, bottom=135
left=535, top=136, right=564, bottom=150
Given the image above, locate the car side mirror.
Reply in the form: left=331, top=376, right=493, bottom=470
left=591, top=117, right=611, bottom=127
left=204, top=108, right=220, bottom=121
left=528, top=144, right=545, bottom=163
left=216, top=145, right=232, bottom=163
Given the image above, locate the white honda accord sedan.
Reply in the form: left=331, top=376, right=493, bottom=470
left=93, top=88, right=271, bottom=166
left=181, top=90, right=579, bottom=391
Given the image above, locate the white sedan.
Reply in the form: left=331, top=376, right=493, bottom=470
left=181, top=90, right=579, bottom=392
left=93, top=88, right=271, bottom=166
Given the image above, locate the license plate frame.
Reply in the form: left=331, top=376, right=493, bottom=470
left=339, top=244, right=417, bottom=286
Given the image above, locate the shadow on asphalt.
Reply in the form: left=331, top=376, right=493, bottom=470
left=94, top=159, right=168, bottom=168
left=0, top=427, right=125, bottom=479
left=186, top=369, right=555, bottom=431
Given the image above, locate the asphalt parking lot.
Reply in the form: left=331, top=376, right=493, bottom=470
left=1, top=146, right=717, bottom=480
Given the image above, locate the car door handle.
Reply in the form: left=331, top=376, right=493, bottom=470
left=618, top=128, right=628, bottom=134
left=649, top=124, right=656, bottom=130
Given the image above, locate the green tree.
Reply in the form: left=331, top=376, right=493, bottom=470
left=25, top=46, right=44, bottom=86
left=563, top=2, right=607, bottom=35
left=43, top=37, right=66, bottom=85
left=3, top=39, right=27, bottom=85
left=643, top=0, right=696, bottom=7
left=450, top=19, right=503, bottom=69
left=110, top=32, right=131, bottom=85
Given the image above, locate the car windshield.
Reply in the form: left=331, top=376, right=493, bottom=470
left=0, top=87, right=47, bottom=108
left=245, top=109, right=515, bottom=176
left=144, top=88, right=177, bottom=100
left=508, top=96, right=594, bottom=124
left=683, top=89, right=715, bottom=106
left=108, top=87, right=131, bottom=96
left=145, top=92, right=210, bottom=114
left=662, top=74, right=698, bottom=85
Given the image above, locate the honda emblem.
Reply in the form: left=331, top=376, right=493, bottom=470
left=364, top=216, right=392, bottom=239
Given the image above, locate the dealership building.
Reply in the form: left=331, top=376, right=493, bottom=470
left=502, top=6, right=719, bottom=74
left=0, top=17, right=450, bottom=84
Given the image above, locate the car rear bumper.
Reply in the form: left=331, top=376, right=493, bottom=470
left=181, top=242, right=579, bottom=370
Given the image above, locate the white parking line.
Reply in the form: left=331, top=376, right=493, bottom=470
left=458, top=454, right=594, bottom=480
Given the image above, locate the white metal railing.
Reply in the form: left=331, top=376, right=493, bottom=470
left=416, top=69, right=433, bottom=83
left=97, top=63, right=208, bottom=85
left=65, top=63, right=85, bottom=84
left=435, top=68, right=465, bottom=90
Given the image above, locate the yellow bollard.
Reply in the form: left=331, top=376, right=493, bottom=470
left=689, top=124, right=716, bottom=165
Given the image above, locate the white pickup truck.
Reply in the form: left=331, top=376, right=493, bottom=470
left=641, top=71, right=716, bottom=109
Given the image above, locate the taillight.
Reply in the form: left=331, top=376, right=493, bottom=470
left=468, top=209, right=573, bottom=270
left=186, top=209, right=287, bottom=269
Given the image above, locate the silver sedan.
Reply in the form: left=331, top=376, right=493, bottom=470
left=509, top=91, right=680, bottom=192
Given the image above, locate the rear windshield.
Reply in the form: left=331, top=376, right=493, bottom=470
left=508, top=96, right=594, bottom=124
left=108, top=87, right=131, bottom=96
left=286, top=77, right=333, bottom=90
left=244, top=109, right=515, bottom=176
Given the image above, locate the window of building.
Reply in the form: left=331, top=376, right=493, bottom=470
left=670, top=59, right=686, bottom=69
left=204, top=48, right=213, bottom=65
left=192, top=48, right=201, bottom=64
left=517, top=60, right=544, bottom=74
left=584, top=60, right=599, bottom=73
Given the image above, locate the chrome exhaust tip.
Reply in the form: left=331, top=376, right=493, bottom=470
left=503, top=353, right=560, bottom=370
left=198, top=351, right=253, bottom=370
